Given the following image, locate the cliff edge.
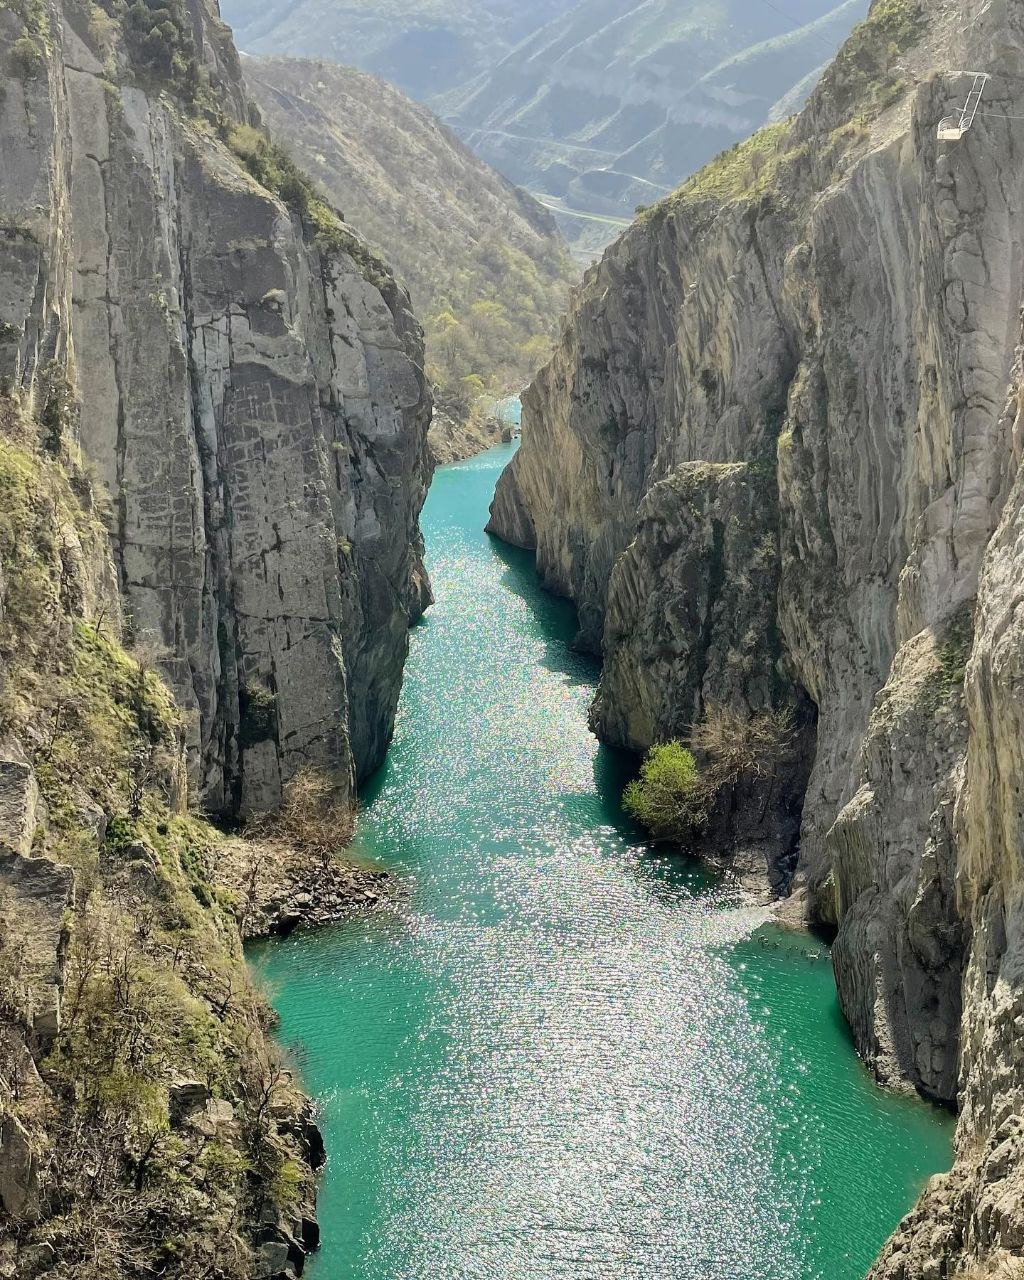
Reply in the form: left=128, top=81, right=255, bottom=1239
left=0, top=0, right=432, bottom=1273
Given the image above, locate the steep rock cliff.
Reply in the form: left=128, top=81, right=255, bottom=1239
left=0, top=395, right=328, bottom=1277
left=1, top=0, right=432, bottom=820
left=0, top=0, right=431, bottom=1274
left=490, top=0, right=1024, bottom=1271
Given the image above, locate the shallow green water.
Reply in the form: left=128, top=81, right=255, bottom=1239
left=250, top=443, right=952, bottom=1280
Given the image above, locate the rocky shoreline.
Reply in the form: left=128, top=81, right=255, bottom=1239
left=219, top=835, right=400, bottom=941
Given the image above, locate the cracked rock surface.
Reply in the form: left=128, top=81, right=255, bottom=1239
left=1, top=0, right=432, bottom=821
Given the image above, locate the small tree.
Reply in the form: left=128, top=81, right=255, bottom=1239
left=623, top=741, right=709, bottom=840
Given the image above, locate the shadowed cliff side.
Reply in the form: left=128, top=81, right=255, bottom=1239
left=488, top=0, right=1024, bottom=1272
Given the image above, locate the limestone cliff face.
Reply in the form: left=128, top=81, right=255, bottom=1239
left=0, top=0, right=430, bottom=1273
left=490, top=0, right=1024, bottom=1270
left=1, top=0, right=432, bottom=820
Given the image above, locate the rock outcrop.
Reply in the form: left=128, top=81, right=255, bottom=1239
left=489, top=0, right=1024, bottom=1271
left=2, top=0, right=432, bottom=820
left=241, top=56, right=575, bottom=461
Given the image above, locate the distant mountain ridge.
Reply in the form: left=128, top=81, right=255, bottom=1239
left=442, top=0, right=870, bottom=221
left=222, top=0, right=868, bottom=248
left=223, top=0, right=579, bottom=98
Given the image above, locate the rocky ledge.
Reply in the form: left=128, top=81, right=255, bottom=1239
left=218, top=835, right=397, bottom=940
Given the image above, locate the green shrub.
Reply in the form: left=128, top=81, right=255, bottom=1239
left=623, top=741, right=708, bottom=840
left=9, top=34, right=44, bottom=78
left=92, top=0, right=207, bottom=104
left=624, top=708, right=799, bottom=842
left=39, top=360, right=75, bottom=455
left=239, top=680, right=277, bottom=748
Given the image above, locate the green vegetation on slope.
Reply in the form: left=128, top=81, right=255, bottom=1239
left=0, top=391, right=317, bottom=1275
left=640, top=0, right=926, bottom=229
left=825, top=0, right=926, bottom=118
left=243, top=58, right=578, bottom=425
left=644, top=121, right=800, bottom=218
left=223, top=121, right=392, bottom=289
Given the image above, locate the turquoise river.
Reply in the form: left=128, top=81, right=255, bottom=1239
left=250, top=443, right=953, bottom=1280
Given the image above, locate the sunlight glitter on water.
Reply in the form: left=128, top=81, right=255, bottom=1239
left=250, top=443, right=952, bottom=1280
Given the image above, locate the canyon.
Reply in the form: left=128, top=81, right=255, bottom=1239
left=1, top=0, right=1024, bottom=1275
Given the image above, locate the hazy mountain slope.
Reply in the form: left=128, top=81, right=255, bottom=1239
left=444, top=0, right=870, bottom=223
left=222, top=0, right=578, bottom=98
left=243, top=57, right=577, bottom=454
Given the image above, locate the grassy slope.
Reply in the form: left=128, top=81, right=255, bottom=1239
left=243, top=56, right=578, bottom=421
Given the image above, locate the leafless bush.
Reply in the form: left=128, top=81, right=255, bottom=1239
left=248, top=765, right=356, bottom=866
left=689, top=703, right=797, bottom=787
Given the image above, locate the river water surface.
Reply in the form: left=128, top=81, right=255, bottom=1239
left=250, top=443, right=952, bottom=1280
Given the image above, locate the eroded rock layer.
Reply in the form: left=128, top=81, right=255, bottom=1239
left=489, top=0, right=1024, bottom=1271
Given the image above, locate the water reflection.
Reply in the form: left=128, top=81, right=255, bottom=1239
left=251, top=444, right=952, bottom=1280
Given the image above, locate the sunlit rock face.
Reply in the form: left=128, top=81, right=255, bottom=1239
left=0, top=0, right=432, bottom=817
left=489, top=0, right=1024, bottom=1271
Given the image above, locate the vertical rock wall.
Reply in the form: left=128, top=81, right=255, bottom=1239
left=0, top=0, right=432, bottom=818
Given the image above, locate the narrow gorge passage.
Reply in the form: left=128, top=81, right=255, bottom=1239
left=250, top=443, right=952, bottom=1280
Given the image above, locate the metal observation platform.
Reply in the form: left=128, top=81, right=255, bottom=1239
left=938, top=72, right=990, bottom=141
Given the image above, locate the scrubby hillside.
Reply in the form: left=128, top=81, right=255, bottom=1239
left=221, top=0, right=578, bottom=99
left=489, top=0, right=1024, bottom=1272
left=242, top=57, right=577, bottom=461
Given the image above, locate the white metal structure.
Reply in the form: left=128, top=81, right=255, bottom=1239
left=938, top=72, right=990, bottom=141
